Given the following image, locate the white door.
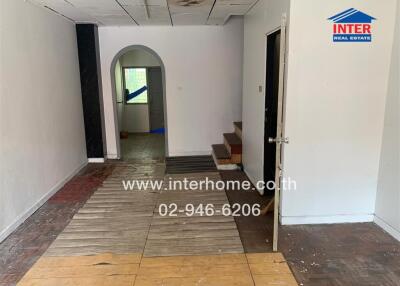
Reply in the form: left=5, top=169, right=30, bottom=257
left=268, top=15, right=288, bottom=252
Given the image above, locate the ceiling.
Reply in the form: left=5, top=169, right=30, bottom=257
left=29, top=0, right=258, bottom=26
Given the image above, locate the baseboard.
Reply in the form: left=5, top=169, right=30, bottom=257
left=88, top=158, right=105, bottom=163
left=107, top=154, right=119, bottom=160
left=0, top=160, right=88, bottom=243
left=216, top=164, right=240, bottom=170
left=374, top=215, right=400, bottom=242
left=281, top=214, right=374, bottom=225
left=168, top=150, right=211, bottom=157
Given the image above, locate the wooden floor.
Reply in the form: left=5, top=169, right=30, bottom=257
left=146, top=172, right=243, bottom=257
left=45, top=163, right=163, bottom=257
left=44, top=163, right=243, bottom=258
left=0, top=164, right=116, bottom=285
left=14, top=161, right=297, bottom=285
left=17, top=252, right=297, bottom=286
left=221, top=170, right=275, bottom=253
left=4, top=160, right=399, bottom=285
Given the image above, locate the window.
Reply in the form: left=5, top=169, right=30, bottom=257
left=124, top=68, right=148, bottom=104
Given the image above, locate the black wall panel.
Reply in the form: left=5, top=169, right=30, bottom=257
left=76, top=24, right=105, bottom=158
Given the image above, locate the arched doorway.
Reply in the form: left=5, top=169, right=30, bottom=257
left=110, top=45, right=168, bottom=160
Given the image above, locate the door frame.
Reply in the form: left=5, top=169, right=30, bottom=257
left=265, top=14, right=288, bottom=252
left=110, top=46, right=169, bottom=159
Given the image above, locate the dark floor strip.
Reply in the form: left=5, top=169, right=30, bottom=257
left=220, top=170, right=274, bottom=253
left=166, top=156, right=217, bottom=174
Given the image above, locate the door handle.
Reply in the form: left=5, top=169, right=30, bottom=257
left=268, top=137, right=289, bottom=144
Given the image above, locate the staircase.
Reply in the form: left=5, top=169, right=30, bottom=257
left=212, top=122, right=242, bottom=170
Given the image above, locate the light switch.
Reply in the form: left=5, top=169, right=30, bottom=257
left=259, top=86, right=263, bottom=93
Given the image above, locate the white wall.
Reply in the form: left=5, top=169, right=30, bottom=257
left=99, top=17, right=244, bottom=158
left=0, top=0, right=87, bottom=241
left=243, top=0, right=397, bottom=224
left=242, top=0, right=290, bottom=190
left=123, top=105, right=150, bottom=133
left=375, top=1, right=400, bottom=241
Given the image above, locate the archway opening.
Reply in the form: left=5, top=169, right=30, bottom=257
left=111, top=46, right=168, bottom=160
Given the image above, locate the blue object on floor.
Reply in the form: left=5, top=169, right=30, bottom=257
left=150, top=128, right=165, bottom=134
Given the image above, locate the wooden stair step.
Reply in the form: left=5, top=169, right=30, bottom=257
left=212, top=144, right=230, bottom=160
left=224, top=133, right=241, bottom=145
left=223, top=133, right=242, bottom=155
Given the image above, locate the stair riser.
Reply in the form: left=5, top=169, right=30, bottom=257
left=212, top=151, right=230, bottom=165
left=234, top=126, right=242, bottom=140
left=212, top=152, right=240, bottom=169
left=224, top=138, right=242, bottom=155
left=230, top=154, right=242, bottom=164
left=216, top=158, right=232, bottom=165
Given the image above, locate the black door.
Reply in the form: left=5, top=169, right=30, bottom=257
left=264, top=30, right=281, bottom=193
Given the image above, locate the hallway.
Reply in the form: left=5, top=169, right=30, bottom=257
left=2, top=1, right=399, bottom=285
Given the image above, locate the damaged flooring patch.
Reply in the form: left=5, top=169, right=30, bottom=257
left=4, top=160, right=399, bottom=285
left=17, top=253, right=297, bottom=286
left=14, top=161, right=297, bottom=285
left=44, top=164, right=243, bottom=257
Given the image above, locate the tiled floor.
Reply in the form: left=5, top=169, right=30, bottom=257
left=221, top=170, right=400, bottom=286
left=120, top=133, right=165, bottom=160
left=280, top=223, right=400, bottom=286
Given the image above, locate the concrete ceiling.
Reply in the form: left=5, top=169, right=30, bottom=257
left=29, top=0, right=258, bottom=26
